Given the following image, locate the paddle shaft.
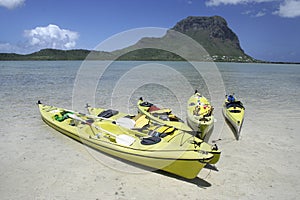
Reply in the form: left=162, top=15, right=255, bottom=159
left=146, top=116, right=197, bottom=135
left=65, top=109, right=116, bottom=122
left=68, top=114, right=135, bottom=146
left=68, top=114, right=117, bottom=137
left=138, top=101, right=197, bottom=134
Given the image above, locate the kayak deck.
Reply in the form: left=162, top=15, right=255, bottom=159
left=186, top=92, right=214, bottom=140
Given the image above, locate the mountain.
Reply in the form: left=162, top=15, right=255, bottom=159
left=0, top=16, right=256, bottom=62
left=114, top=16, right=255, bottom=62
left=172, top=16, right=247, bottom=58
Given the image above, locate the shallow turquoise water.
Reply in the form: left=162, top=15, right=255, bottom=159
left=1, top=61, right=299, bottom=116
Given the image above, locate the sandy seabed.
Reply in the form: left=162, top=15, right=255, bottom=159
left=0, top=61, right=299, bottom=199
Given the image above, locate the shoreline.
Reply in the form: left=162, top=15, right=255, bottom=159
left=0, top=59, right=299, bottom=65
left=0, top=48, right=299, bottom=64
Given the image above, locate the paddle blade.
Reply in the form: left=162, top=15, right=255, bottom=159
left=116, top=135, right=135, bottom=146
left=116, top=118, right=136, bottom=129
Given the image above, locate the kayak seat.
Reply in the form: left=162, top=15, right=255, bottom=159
left=97, top=109, right=119, bottom=118
left=226, top=102, right=244, bottom=109
left=141, top=136, right=161, bottom=145
left=229, top=110, right=241, bottom=113
left=149, top=126, right=175, bottom=138
left=140, top=101, right=153, bottom=107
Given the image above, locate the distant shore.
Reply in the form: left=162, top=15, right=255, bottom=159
left=0, top=48, right=299, bottom=64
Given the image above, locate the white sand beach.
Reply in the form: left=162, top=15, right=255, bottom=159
left=0, top=61, right=299, bottom=199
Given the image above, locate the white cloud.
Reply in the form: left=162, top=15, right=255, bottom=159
left=255, top=10, right=267, bottom=17
left=0, top=43, right=17, bottom=52
left=242, top=10, right=253, bottom=15
left=242, top=9, right=266, bottom=17
left=0, top=0, right=25, bottom=9
left=0, top=42, right=28, bottom=54
left=206, top=0, right=300, bottom=18
left=205, top=0, right=274, bottom=6
left=24, top=24, right=79, bottom=50
left=254, top=9, right=266, bottom=17
left=273, top=0, right=300, bottom=17
left=206, top=0, right=246, bottom=6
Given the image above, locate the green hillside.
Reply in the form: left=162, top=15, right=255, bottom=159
left=0, top=16, right=258, bottom=62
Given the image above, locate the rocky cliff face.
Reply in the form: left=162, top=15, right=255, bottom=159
left=172, top=16, right=234, bottom=40
left=171, top=16, right=246, bottom=57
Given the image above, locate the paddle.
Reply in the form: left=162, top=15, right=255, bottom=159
left=149, top=118, right=198, bottom=136
left=65, top=109, right=136, bottom=129
left=67, top=114, right=135, bottom=146
left=88, top=114, right=135, bottom=129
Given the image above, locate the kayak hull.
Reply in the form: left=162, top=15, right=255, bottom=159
left=186, top=116, right=214, bottom=140
left=89, top=106, right=220, bottom=165
left=38, top=102, right=214, bottom=179
left=222, top=97, right=245, bottom=140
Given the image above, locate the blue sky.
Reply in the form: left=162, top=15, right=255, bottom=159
left=0, top=0, right=299, bottom=62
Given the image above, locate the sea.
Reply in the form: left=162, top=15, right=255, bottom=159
left=1, top=61, right=299, bottom=139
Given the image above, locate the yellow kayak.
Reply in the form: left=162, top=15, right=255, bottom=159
left=222, top=94, right=245, bottom=140
left=187, top=91, right=214, bottom=140
left=137, top=97, right=191, bottom=132
left=88, top=105, right=221, bottom=165
left=38, top=101, right=218, bottom=179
